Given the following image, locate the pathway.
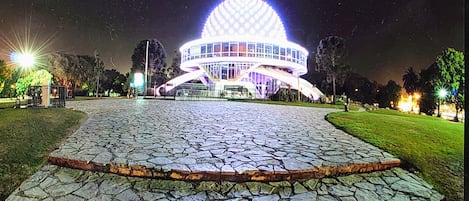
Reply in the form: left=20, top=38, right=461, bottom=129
left=7, top=99, right=443, bottom=200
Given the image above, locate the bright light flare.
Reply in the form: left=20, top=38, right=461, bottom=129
left=397, top=92, right=420, bottom=113
left=0, top=15, right=56, bottom=69
left=438, top=88, right=448, bottom=98
left=133, top=73, right=144, bottom=87
left=11, top=52, right=35, bottom=68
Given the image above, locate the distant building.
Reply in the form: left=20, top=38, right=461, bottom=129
left=157, top=0, right=323, bottom=99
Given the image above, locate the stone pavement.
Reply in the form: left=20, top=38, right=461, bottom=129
left=7, top=99, right=444, bottom=200
left=8, top=165, right=443, bottom=201
left=48, top=99, right=399, bottom=181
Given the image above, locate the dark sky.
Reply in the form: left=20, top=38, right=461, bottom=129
left=0, top=0, right=464, bottom=85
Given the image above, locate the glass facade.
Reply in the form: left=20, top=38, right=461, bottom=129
left=181, top=41, right=307, bottom=66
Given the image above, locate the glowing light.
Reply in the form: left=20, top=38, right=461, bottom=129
left=11, top=52, right=35, bottom=68
left=438, top=88, right=448, bottom=98
left=1, top=17, right=56, bottom=69
left=133, top=73, right=144, bottom=87
left=397, top=92, right=420, bottom=113
left=201, top=0, right=287, bottom=40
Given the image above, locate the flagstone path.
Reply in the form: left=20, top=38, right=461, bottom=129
left=7, top=99, right=443, bottom=200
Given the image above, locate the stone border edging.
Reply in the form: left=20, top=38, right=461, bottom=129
left=48, top=156, right=400, bottom=182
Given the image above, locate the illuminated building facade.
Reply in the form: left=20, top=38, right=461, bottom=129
left=157, top=0, right=323, bottom=100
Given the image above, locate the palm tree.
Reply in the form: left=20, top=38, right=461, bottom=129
left=402, top=67, right=419, bottom=111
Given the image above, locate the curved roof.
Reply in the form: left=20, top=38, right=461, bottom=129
left=201, top=0, right=287, bottom=41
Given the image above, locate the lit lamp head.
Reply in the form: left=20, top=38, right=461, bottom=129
left=133, top=72, right=144, bottom=87
left=438, top=88, right=448, bottom=98
left=11, top=52, right=35, bottom=68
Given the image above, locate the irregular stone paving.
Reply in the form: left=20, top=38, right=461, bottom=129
left=49, top=99, right=400, bottom=181
left=8, top=165, right=443, bottom=200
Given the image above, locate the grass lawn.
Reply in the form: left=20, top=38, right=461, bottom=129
left=0, top=108, right=86, bottom=200
left=231, top=99, right=361, bottom=111
left=326, top=109, right=464, bottom=201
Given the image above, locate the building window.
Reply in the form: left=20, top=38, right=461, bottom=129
left=207, top=43, right=213, bottom=57
left=263, top=43, right=271, bottom=58
left=239, top=42, right=246, bottom=56
left=222, top=42, right=229, bottom=56
left=214, top=43, right=221, bottom=57
left=280, top=47, right=285, bottom=60
left=230, top=42, right=238, bottom=57
left=201, top=45, right=206, bottom=58
left=273, top=45, right=279, bottom=59
left=248, top=43, right=256, bottom=57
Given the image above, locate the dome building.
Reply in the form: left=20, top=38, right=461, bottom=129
left=157, top=0, right=323, bottom=100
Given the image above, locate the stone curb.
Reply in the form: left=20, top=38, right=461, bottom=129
left=48, top=156, right=400, bottom=182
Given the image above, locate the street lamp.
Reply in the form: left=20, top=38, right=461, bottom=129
left=437, top=88, right=447, bottom=117
left=11, top=52, right=35, bottom=68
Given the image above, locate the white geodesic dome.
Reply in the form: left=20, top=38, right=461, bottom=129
left=201, top=0, right=287, bottom=41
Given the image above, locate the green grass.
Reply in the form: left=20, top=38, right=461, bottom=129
left=0, top=108, right=86, bottom=200
left=69, top=96, right=124, bottom=101
left=230, top=99, right=361, bottom=111
left=326, top=109, right=464, bottom=201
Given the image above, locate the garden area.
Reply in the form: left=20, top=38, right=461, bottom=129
left=327, top=109, right=464, bottom=201
left=0, top=107, right=86, bottom=200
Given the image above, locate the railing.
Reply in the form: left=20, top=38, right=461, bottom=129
left=175, top=89, right=254, bottom=99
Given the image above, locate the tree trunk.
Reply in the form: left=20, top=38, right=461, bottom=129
left=410, top=95, right=413, bottom=112
left=332, top=75, right=336, bottom=104
left=454, top=103, right=459, bottom=122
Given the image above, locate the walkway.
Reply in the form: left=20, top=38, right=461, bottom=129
left=7, top=99, right=443, bottom=200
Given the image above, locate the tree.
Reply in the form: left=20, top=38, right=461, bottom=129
left=343, top=73, right=378, bottom=104
left=418, top=63, right=439, bottom=115
left=0, top=60, right=13, bottom=95
left=102, top=69, right=126, bottom=95
left=131, top=39, right=167, bottom=91
left=165, top=50, right=183, bottom=80
left=46, top=52, right=104, bottom=97
left=402, top=67, right=419, bottom=112
left=435, top=48, right=464, bottom=121
left=376, top=80, right=401, bottom=109
left=315, top=36, right=348, bottom=104
left=16, top=69, right=53, bottom=96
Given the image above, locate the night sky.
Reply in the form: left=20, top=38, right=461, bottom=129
left=0, top=0, right=464, bottom=85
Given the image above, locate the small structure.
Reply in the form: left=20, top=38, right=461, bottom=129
left=28, top=82, right=66, bottom=108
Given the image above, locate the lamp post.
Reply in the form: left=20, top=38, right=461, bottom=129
left=437, top=88, right=447, bottom=117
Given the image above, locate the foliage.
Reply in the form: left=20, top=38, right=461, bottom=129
left=376, top=80, right=401, bottom=108
left=327, top=110, right=464, bottom=201
left=15, top=69, right=53, bottom=96
left=0, top=60, right=11, bottom=93
left=131, top=39, right=167, bottom=87
left=418, top=63, right=439, bottom=115
left=46, top=52, right=105, bottom=96
left=402, top=67, right=420, bottom=112
left=0, top=108, right=86, bottom=200
left=435, top=48, right=464, bottom=121
left=269, top=88, right=308, bottom=102
left=101, top=69, right=127, bottom=95
left=166, top=50, right=183, bottom=79
left=402, top=67, right=419, bottom=95
left=315, top=36, right=349, bottom=103
left=342, top=73, right=379, bottom=104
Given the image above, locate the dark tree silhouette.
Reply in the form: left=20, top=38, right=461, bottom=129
left=418, top=63, right=439, bottom=115
left=315, top=36, right=348, bottom=104
left=402, top=67, right=419, bottom=111
left=376, top=80, right=401, bottom=109
left=131, top=39, right=167, bottom=89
